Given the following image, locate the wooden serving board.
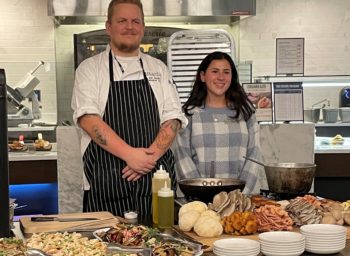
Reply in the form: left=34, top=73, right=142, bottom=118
left=176, top=226, right=350, bottom=251
left=20, top=211, right=118, bottom=237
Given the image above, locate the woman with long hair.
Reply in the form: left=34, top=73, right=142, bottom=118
left=173, top=51, right=267, bottom=194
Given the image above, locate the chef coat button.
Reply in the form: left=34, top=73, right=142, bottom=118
left=214, top=118, right=218, bottom=122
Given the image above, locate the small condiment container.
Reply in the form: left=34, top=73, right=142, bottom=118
left=124, top=210, right=138, bottom=224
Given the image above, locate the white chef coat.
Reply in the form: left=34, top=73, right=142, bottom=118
left=72, top=45, right=187, bottom=156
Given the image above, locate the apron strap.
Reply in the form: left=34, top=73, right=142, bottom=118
left=139, top=58, right=149, bottom=85
left=109, top=49, right=148, bottom=84
left=108, top=50, right=114, bottom=83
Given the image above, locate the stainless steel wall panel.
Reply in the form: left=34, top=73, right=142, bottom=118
left=48, top=0, right=255, bottom=17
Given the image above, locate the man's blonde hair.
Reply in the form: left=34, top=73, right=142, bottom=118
left=107, top=0, right=144, bottom=24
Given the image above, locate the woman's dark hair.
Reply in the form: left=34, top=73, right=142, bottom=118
left=183, top=51, right=255, bottom=121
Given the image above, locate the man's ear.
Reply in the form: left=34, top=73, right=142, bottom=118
left=105, top=21, right=111, bottom=35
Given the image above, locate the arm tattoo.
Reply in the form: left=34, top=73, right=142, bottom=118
left=92, top=125, right=107, bottom=145
left=80, top=114, right=108, bottom=146
left=155, top=119, right=180, bottom=149
left=82, top=115, right=107, bottom=145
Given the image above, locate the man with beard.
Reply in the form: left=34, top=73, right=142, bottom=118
left=71, top=0, right=187, bottom=218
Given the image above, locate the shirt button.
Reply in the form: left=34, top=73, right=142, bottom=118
left=214, top=118, right=218, bottom=122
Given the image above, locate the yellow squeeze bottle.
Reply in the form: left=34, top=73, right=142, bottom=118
left=157, top=181, right=174, bottom=229
left=152, top=165, right=170, bottom=224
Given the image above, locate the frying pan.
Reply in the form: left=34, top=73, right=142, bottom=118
left=244, top=156, right=316, bottom=194
left=178, top=178, right=246, bottom=203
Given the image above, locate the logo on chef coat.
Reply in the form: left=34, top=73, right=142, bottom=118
left=146, top=71, right=161, bottom=82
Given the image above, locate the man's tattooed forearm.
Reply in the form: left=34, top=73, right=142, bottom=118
left=155, top=119, right=180, bottom=149
left=92, top=125, right=107, bottom=145
left=164, top=119, right=180, bottom=133
left=156, top=129, right=171, bottom=149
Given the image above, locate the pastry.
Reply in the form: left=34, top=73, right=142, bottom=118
left=330, top=134, right=344, bottom=145
left=34, top=139, right=52, bottom=150
left=8, top=141, right=27, bottom=151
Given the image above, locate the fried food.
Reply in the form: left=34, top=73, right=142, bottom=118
left=221, top=211, right=258, bottom=235
left=8, top=141, right=27, bottom=151
left=34, top=139, right=52, bottom=150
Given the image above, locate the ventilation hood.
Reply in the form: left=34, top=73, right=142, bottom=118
left=48, top=0, right=256, bottom=25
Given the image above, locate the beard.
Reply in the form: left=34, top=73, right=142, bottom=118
left=113, top=40, right=140, bottom=54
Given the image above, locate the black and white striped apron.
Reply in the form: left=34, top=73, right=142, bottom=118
left=82, top=50, right=176, bottom=217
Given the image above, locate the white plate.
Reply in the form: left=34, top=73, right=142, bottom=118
left=260, top=249, right=304, bottom=256
left=305, top=246, right=345, bottom=254
left=300, top=224, right=347, bottom=235
left=260, top=240, right=305, bottom=247
left=213, top=238, right=260, bottom=250
left=306, top=242, right=346, bottom=248
left=213, top=248, right=259, bottom=256
left=260, top=243, right=305, bottom=251
left=301, top=231, right=346, bottom=237
left=259, top=231, right=305, bottom=243
left=306, top=239, right=345, bottom=245
left=214, top=246, right=260, bottom=253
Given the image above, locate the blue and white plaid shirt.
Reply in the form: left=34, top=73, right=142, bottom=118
left=172, top=106, right=267, bottom=195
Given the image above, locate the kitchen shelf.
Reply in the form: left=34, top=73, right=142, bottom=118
left=314, top=122, right=350, bottom=127
left=8, top=126, right=56, bottom=132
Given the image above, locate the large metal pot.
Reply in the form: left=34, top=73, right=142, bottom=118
left=264, top=163, right=316, bottom=194
left=178, top=178, right=245, bottom=203
left=244, top=157, right=316, bottom=194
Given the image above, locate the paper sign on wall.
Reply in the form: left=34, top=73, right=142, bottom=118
left=276, top=38, right=304, bottom=76
left=273, top=82, right=304, bottom=122
left=243, top=83, right=273, bottom=122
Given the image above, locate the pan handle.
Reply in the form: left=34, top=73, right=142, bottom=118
left=243, top=156, right=265, bottom=167
left=209, top=161, right=215, bottom=178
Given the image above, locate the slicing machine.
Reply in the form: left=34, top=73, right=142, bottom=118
left=7, top=61, right=44, bottom=127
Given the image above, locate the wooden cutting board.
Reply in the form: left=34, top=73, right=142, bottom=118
left=20, top=211, right=118, bottom=237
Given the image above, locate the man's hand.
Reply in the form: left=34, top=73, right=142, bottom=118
left=123, top=147, right=156, bottom=174
left=121, top=166, right=143, bottom=181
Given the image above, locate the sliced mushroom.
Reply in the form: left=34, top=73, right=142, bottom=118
left=212, top=191, right=230, bottom=212
left=219, top=202, right=236, bottom=218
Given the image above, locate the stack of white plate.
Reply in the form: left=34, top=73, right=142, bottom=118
left=258, top=231, right=305, bottom=256
left=300, top=224, right=347, bottom=254
left=213, top=238, right=260, bottom=256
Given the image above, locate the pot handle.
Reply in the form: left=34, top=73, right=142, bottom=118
left=243, top=156, right=265, bottom=167
left=209, top=161, right=215, bottom=178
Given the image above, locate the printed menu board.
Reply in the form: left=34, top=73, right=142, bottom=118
left=273, top=82, right=304, bottom=122
left=243, top=83, right=273, bottom=122
left=276, top=38, right=304, bottom=75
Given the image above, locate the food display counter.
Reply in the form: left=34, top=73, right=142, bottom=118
left=9, top=144, right=57, bottom=162
left=313, top=133, right=350, bottom=201
left=8, top=141, right=58, bottom=216
left=9, top=220, right=350, bottom=255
